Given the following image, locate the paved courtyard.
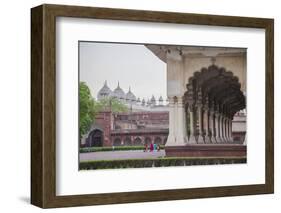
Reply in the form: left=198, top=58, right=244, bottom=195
left=80, top=150, right=166, bottom=161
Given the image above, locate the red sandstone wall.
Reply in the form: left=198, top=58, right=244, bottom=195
left=95, top=111, right=112, bottom=146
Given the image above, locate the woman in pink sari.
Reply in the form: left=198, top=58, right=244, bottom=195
left=150, top=143, right=154, bottom=152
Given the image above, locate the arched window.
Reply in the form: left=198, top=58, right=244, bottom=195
left=133, top=137, right=142, bottom=145
left=154, top=137, right=162, bottom=145
left=87, top=129, right=103, bottom=147
left=113, top=138, right=122, bottom=146
left=144, top=137, right=152, bottom=145
left=124, top=137, right=132, bottom=146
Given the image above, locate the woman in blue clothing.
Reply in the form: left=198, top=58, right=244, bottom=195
left=153, top=143, right=157, bottom=152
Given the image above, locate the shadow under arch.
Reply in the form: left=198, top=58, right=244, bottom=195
left=184, top=64, right=246, bottom=143
left=86, top=128, right=104, bottom=147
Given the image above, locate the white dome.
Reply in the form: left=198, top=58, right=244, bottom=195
left=97, top=81, right=112, bottom=100
left=126, top=87, right=136, bottom=102
left=113, top=82, right=126, bottom=100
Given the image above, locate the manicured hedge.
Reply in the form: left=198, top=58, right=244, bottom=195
left=79, top=157, right=246, bottom=170
left=80, top=145, right=164, bottom=153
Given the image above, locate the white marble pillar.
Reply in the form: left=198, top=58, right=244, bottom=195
left=175, top=97, right=188, bottom=145
left=219, top=115, right=222, bottom=143
left=197, top=105, right=205, bottom=144
left=209, top=110, right=215, bottom=143
left=225, top=117, right=229, bottom=142
left=226, top=118, right=231, bottom=142
left=165, top=49, right=186, bottom=146
left=215, top=112, right=222, bottom=143
left=204, top=106, right=211, bottom=143
left=188, top=105, right=197, bottom=144
left=213, top=112, right=217, bottom=143
left=224, top=117, right=229, bottom=142
left=220, top=116, right=226, bottom=143
left=224, top=116, right=228, bottom=143
left=229, top=118, right=233, bottom=142
left=225, top=116, right=228, bottom=143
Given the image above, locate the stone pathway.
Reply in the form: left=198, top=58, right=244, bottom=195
left=80, top=150, right=166, bottom=161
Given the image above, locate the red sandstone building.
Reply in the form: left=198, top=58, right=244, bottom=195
left=84, top=110, right=169, bottom=147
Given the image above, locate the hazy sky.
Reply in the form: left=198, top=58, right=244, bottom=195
left=79, top=42, right=166, bottom=101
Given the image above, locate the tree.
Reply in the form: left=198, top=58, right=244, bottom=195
left=79, top=82, right=96, bottom=138
left=95, top=97, right=128, bottom=113
left=79, top=82, right=129, bottom=138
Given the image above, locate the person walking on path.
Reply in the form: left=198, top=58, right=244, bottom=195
left=143, top=144, right=148, bottom=152
left=153, top=143, right=157, bottom=152
left=157, top=144, right=161, bottom=152
left=150, top=143, right=154, bottom=152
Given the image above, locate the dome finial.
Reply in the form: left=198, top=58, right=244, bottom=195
left=104, top=80, right=107, bottom=86
left=125, top=86, right=136, bottom=102
left=113, top=81, right=125, bottom=100
left=117, top=81, right=121, bottom=88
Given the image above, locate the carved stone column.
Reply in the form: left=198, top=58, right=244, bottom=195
left=223, top=116, right=226, bottom=142
left=229, top=118, right=233, bottom=142
left=197, top=88, right=204, bottom=143
left=165, top=48, right=185, bottom=146
left=219, top=115, right=223, bottom=143
left=213, top=111, right=217, bottom=143
left=224, top=115, right=228, bottom=143
left=226, top=117, right=231, bottom=142
left=203, top=103, right=211, bottom=143
left=209, top=109, right=215, bottom=143
left=188, top=104, right=197, bottom=144
left=197, top=104, right=204, bottom=144
left=220, top=115, right=226, bottom=143
left=223, top=115, right=227, bottom=143
left=215, top=112, right=222, bottom=143
left=175, top=97, right=187, bottom=145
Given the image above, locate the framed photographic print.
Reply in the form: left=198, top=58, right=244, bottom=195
left=31, top=4, right=274, bottom=208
